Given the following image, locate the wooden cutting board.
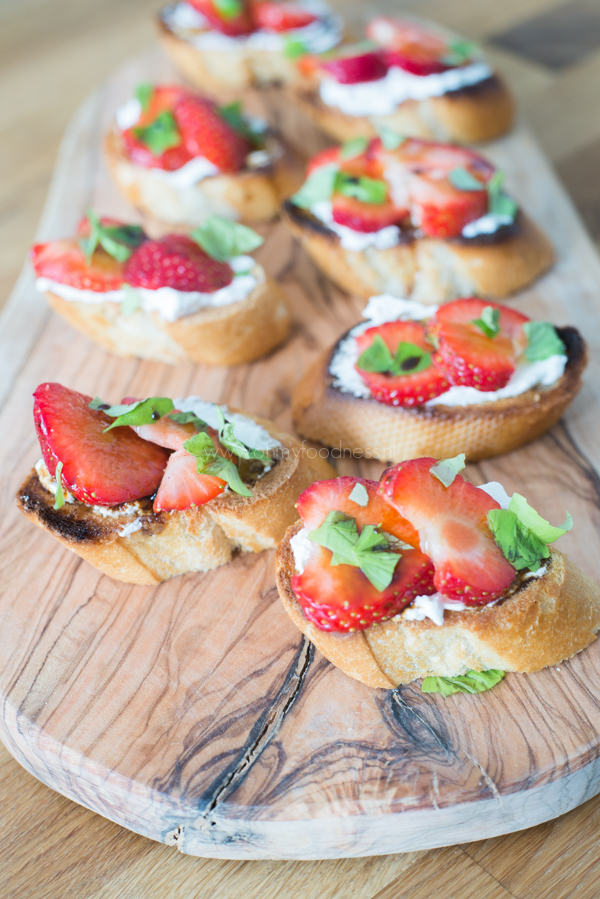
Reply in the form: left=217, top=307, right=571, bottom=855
left=2, top=47, right=600, bottom=861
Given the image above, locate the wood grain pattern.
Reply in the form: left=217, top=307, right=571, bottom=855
left=3, top=44, right=600, bottom=865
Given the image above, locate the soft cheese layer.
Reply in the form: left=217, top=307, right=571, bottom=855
left=329, top=294, right=567, bottom=406
left=36, top=256, right=263, bottom=323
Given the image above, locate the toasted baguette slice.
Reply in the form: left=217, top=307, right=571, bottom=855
left=277, top=521, right=600, bottom=688
left=43, top=274, right=291, bottom=366
left=17, top=419, right=336, bottom=585
left=293, top=73, right=514, bottom=145
left=105, top=129, right=303, bottom=230
left=283, top=203, right=555, bottom=303
left=158, top=16, right=311, bottom=96
left=292, top=326, right=586, bottom=463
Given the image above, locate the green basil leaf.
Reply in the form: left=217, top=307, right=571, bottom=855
left=441, top=39, right=478, bottom=66
left=217, top=101, right=255, bottom=142
left=308, top=512, right=401, bottom=591
left=430, top=454, right=466, bottom=488
left=356, top=334, right=395, bottom=374
left=205, top=457, right=253, bottom=497
left=523, top=321, right=566, bottom=362
left=487, top=170, right=518, bottom=219
left=219, top=420, right=270, bottom=462
left=377, top=124, right=406, bottom=151
left=184, top=431, right=219, bottom=470
left=448, top=166, right=484, bottom=192
left=284, top=36, right=308, bottom=59
left=168, top=411, right=209, bottom=433
left=133, top=110, right=181, bottom=156
left=472, top=305, right=500, bottom=339
left=135, top=83, right=154, bottom=113
left=382, top=531, right=414, bottom=551
left=487, top=508, right=550, bottom=571
left=309, top=511, right=359, bottom=566
left=340, top=136, right=369, bottom=160
left=121, top=283, right=142, bottom=317
left=213, top=0, right=243, bottom=19
left=508, top=494, right=573, bottom=544
left=81, top=212, right=146, bottom=265
left=337, top=173, right=387, bottom=205
left=54, top=461, right=65, bottom=510
left=348, top=482, right=369, bottom=506
left=422, top=669, right=504, bottom=696
left=89, top=396, right=175, bottom=431
left=389, top=342, right=432, bottom=377
left=291, top=164, right=339, bottom=209
left=354, top=546, right=400, bottom=592
left=191, top=216, right=263, bottom=262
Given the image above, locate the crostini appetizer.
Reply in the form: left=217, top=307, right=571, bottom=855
left=106, top=83, right=301, bottom=228
left=292, top=295, right=586, bottom=462
left=158, top=0, right=342, bottom=95
left=293, top=15, right=513, bottom=144
left=30, top=213, right=290, bottom=365
left=276, top=462, right=600, bottom=689
left=284, top=137, right=554, bottom=302
left=18, top=384, right=335, bottom=585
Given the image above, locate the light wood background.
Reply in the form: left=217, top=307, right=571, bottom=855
left=3, top=0, right=600, bottom=896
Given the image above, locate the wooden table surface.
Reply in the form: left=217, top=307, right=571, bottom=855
left=3, top=0, right=600, bottom=896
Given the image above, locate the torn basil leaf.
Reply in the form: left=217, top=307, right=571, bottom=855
left=523, top=321, right=566, bottom=362
left=430, top=454, right=466, bottom=488
left=422, top=669, right=504, bottom=697
left=291, top=164, right=339, bottom=208
left=472, top=305, right=500, bottom=339
left=90, top=396, right=175, bottom=431
left=356, top=335, right=432, bottom=377
left=378, top=124, right=405, bottom=151
left=191, top=216, right=263, bottom=262
left=54, top=461, right=65, bottom=510
left=217, top=101, right=258, bottom=144
left=348, top=482, right=369, bottom=506
left=135, top=83, right=154, bottom=113
left=213, top=0, right=243, bottom=18
left=340, top=136, right=369, bottom=160
left=184, top=431, right=253, bottom=498
left=487, top=170, right=518, bottom=219
left=337, top=173, right=387, bottom=205
left=442, top=38, right=479, bottom=67
left=308, top=511, right=401, bottom=591
left=283, top=35, right=308, bottom=59
left=168, top=411, right=209, bottom=433
left=487, top=508, right=549, bottom=571
left=81, top=211, right=146, bottom=264
left=449, top=167, right=484, bottom=192
left=121, top=284, right=142, bottom=317
left=133, top=110, right=181, bottom=156
left=508, top=493, right=572, bottom=544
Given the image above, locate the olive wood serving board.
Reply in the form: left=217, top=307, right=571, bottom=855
left=1, top=48, right=600, bottom=861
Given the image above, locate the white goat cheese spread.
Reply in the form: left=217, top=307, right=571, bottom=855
left=329, top=294, right=567, bottom=406
left=174, top=397, right=282, bottom=450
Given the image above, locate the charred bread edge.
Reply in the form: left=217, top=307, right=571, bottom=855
left=276, top=521, right=600, bottom=688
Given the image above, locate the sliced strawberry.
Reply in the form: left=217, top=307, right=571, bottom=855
left=331, top=193, right=405, bottom=232
left=121, top=86, right=192, bottom=171
left=188, top=0, right=254, bottom=35
left=430, top=299, right=529, bottom=391
left=321, top=48, right=388, bottom=84
left=153, top=448, right=225, bottom=512
left=252, top=1, right=316, bottom=32
left=294, top=476, right=433, bottom=631
left=134, top=416, right=196, bottom=450
left=174, top=94, right=251, bottom=173
left=366, top=17, right=452, bottom=75
left=30, top=239, right=125, bottom=292
left=123, top=235, right=233, bottom=292
left=409, top=174, right=487, bottom=238
left=355, top=321, right=449, bottom=406
left=292, top=544, right=435, bottom=632
left=306, top=145, right=340, bottom=175
left=380, top=458, right=516, bottom=603
left=33, top=383, right=170, bottom=506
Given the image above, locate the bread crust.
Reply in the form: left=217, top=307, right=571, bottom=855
left=283, top=202, right=555, bottom=303
left=291, top=326, right=586, bottom=462
left=158, top=17, right=305, bottom=96
left=293, top=74, right=514, bottom=145
left=276, top=521, right=600, bottom=688
left=17, top=418, right=336, bottom=585
left=44, top=275, right=291, bottom=366
left=105, top=129, right=303, bottom=230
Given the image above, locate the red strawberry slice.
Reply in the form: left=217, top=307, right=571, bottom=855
left=380, top=457, right=516, bottom=603
left=153, top=448, right=225, bottom=512
left=121, top=86, right=192, bottom=171
left=321, top=48, right=388, bottom=84
left=292, top=544, right=435, bottom=632
left=331, top=193, right=406, bottom=232
left=134, top=416, right=196, bottom=451
left=174, top=94, right=251, bottom=173
left=30, top=239, right=125, bottom=292
left=354, top=321, right=449, bottom=406
left=252, top=1, right=317, bottom=32
left=123, top=235, right=233, bottom=292
left=366, top=17, right=452, bottom=75
left=409, top=174, right=487, bottom=238
left=306, top=145, right=340, bottom=175
left=430, top=299, right=529, bottom=391
left=33, top=383, right=170, bottom=506
left=293, top=476, right=433, bottom=631
left=188, top=0, right=254, bottom=35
